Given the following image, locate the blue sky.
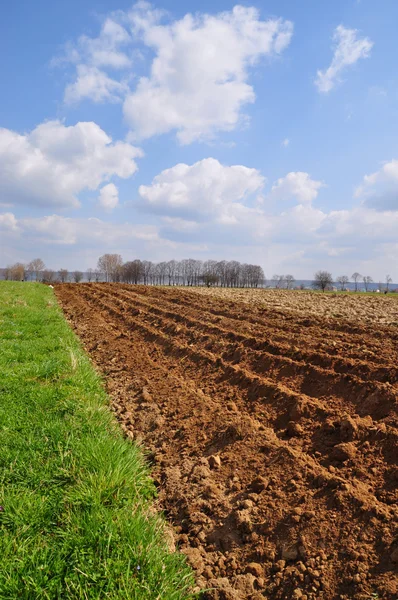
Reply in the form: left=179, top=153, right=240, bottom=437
left=1, top=0, right=398, bottom=279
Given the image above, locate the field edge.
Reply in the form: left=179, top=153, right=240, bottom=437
left=0, top=281, right=195, bottom=599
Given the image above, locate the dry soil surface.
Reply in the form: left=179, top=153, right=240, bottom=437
left=55, top=284, right=398, bottom=600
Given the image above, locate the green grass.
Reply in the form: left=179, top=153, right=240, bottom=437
left=0, top=282, right=194, bottom=599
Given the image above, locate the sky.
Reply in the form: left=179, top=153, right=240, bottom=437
left=1, top=0, right=398, bottom=280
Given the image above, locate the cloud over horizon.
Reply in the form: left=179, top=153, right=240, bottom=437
left=0, top=120, right=142, bottom=209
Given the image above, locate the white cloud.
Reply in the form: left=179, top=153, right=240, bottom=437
left=98, top=183, right=119, bottom=211
left=320, top=206, right=398, bottom=244
left=355, top=159, right=398, bottom=211
left=64, top=65, right=129, bottom=104
left=138, top=158, right=265, bottom=221
left=281, top=138, right=290, bottom=147
left=20, top=214, right=160, bottom=245
left=55, top=4, right=293, bottom=143
left=315, top=25, right=373, bottom=93
left=269, top=172, right=325, bottom=204
left=78, top=18, right=132, bottom=69
left=55, top=18, right=132, bottom=70
left=0, top=120, right=142, bottom=209
left=124, top=4, right=293, bottom=143
left=0, top=212, right=19, bottom=231
left=52, top=17, right=132, bottom=104
left=56, top=17, right=133, bottom=105
left=0, top=213, right=162, bottom=247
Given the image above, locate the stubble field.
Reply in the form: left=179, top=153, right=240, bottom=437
left=55, top=284, right=398, bottom=600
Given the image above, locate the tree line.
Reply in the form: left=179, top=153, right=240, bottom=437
left=1, top=255, right=265, bottom=288
left=1, top=259, right=86, bottom=284
left=1, top=256, right=395, bottom=292
left=313, top=270, right=395, bottom=292
left=96, top=254, right=265, bottom=287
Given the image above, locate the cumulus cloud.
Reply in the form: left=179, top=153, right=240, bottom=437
left=355, top=159, right=398, bottom=211
left=77, top=18, right=132, bottom=69
left=0, top=212, right=19, bottom=231
left=268, top=172, right=325, bottom=205
left=98, top=183, right=119, bottom=211
left=0, top=212, right=162, bottom=247
left=315, top=25, right=373, bottom=93
left=55, top=4, right=293, bottom=143
left=124, top=4, right=293, bottom=143
left=138, top=158, right=265, bottom=222
left=55, top=17, right=132, bottom=104
left=65, top=65, right=129, bottom=104
left=0, top=120, right=142, bottom=209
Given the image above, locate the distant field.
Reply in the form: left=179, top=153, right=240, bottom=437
left=193, top=286, right=398, bottom=325
left=55, top=283, right=398, bottom=600
left=0, top=282, right=194, bottom=599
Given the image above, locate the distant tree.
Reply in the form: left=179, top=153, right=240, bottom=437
left=157, top=261, right=168, bottom=285
left=272, top=274, right=285, bottom=289
left=122, top=260, right=143, bottom=284
left=285, top=274, right=295, bottom=290
left=203, top=272, right=218, bottom=287
left=337, top=275, right=349, bottom=291
left=73, top=271, right=83, bottom=283
left=58, top=269, right=69, bottom=283
left=42, top=269, right=55, bottom=283
left=203, top=260, right=219, bottom=287
left=141, top=260, right=153, bottom=285
left=313, top=270, right=333, bottom=292
left=94, top=269, right=101, bottom=282
left=28, top=258, right=45, bottom=282
left=352, top=272, right=362, bottom=292
left=166, top=260, right=177, bottom=285
left=97, top=254, right=123, bottom=282
left=386, top=274, right=393, bottom=292
left=87, top=268, right=94, bottom=282
left=9, top=263, right=26, bottom=281
left=363, top=275, right=373, bottom=292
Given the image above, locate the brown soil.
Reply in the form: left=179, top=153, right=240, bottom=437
left=55, top=284, right=398, bottom=600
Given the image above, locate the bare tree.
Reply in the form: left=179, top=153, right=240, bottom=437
left=141, top=260, right=153, bottom=285
left=9, top=263, right=26, bottom=281
left=271, top=275, right=280, bottom=288
left=157, top=261, right=168, bottom=285
left=285, top=274, right=295, bottom=290
left=386, top=274, right=393, bottom=292
left=313, top=271, right=333, bottom=292
left=42, top=269, right=56, bottom=283
left=272, top=274, right=285, bottom=289
left=165, top=260, right=177, bottom=285
left=97, top=254, right=123, bottom=282
left=352, top=272, right=361, bottom=292
left=94, top=269, right=101, bottom=282
left=363, top=275, right=373, bottom=292
left=203, top=260, right=219, bottom=287
left=73, top=271, right=83, bottom=283
left=87, top=268, right=94, bottom=282
left=92, top=255, right=264, bottom=289
left=28, top=258, right=45, bottom=282
left=58, top=269, right=69, bottom=283
left=337, top=275, right=349, bottom=291
left=122, top=260, right=142, bottom=284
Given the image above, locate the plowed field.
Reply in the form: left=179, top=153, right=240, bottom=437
left=55, top=284, right=398, bottom=600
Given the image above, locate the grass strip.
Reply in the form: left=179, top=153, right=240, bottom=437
left=0, top=282, right=194, bottom=599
